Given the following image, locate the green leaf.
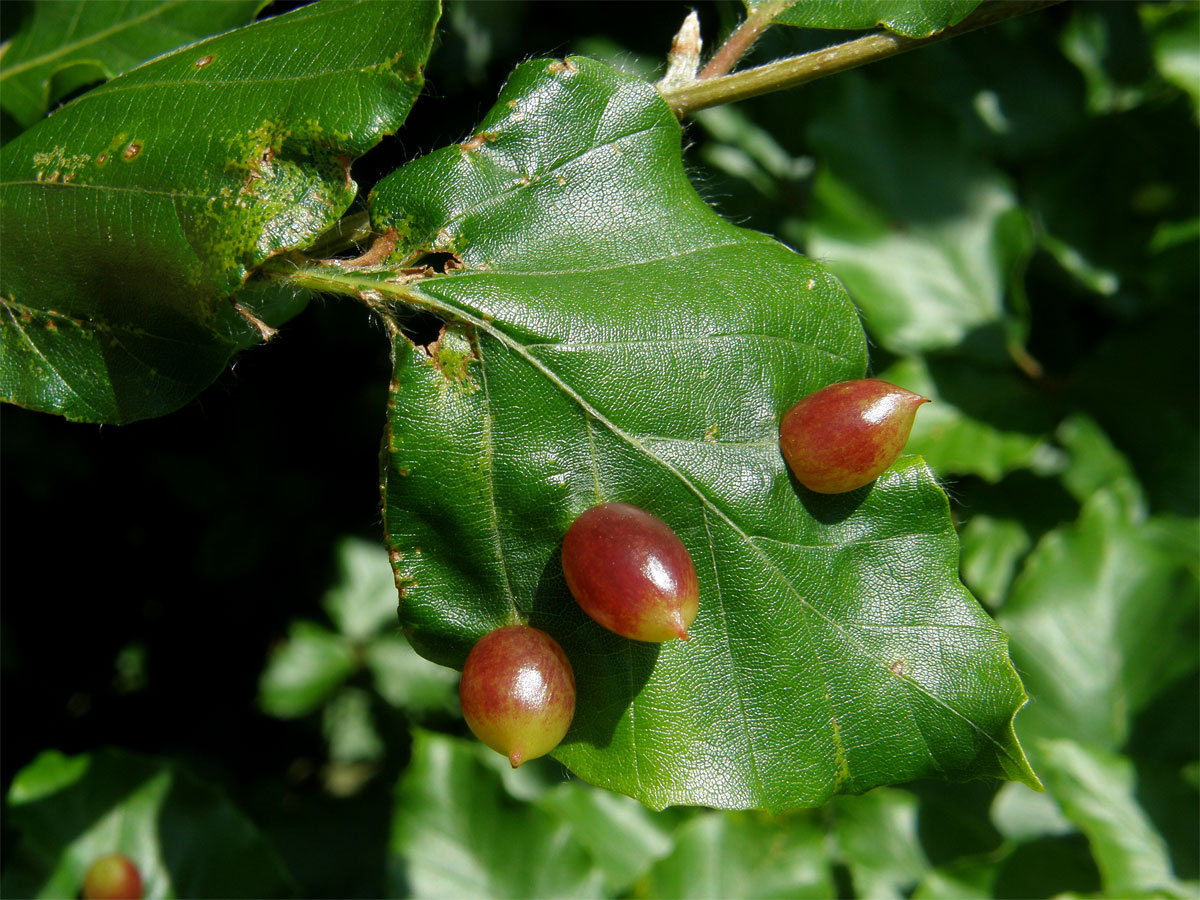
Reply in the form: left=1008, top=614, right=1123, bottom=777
left=323, top=536, right=404, bottom=642
left=538, top=782, right=678, bottom=894
left=912, top=860, right=996, bottom=900
left=831, top=788, right=928, bottom=899
left=389, top=730, right=607, bottom=899
left=2, top=747, right=294, bottom=898
left=999, top=477, right=1200, bottom=750
left=1037, top=739, right=1186, bottom=897
left=0, top=0, right=266, bottom=129
left=323, top=686, right=385, bottom=763
left=365, top=633, right=460, bottom=716
left=259, top=620, right=356, bottom=718
left=800, top=75, right=1035, bottom=356
left=990, top=780, right=1073, bottom=843
left=763, top=0, right=982, bottom=39
left=365, top=56, right=1036, bottom=811
left=637, top=810, right=832, bottom=898
left=1056, top=414, right=1146, bottom=522
left=1059, top=3, right=1154, bottom=116
left=1143, top=3, right=1200, bottom=114
left=0, top=0, right=440, bottom=423
left=958, top=515, right=1032, bottom=610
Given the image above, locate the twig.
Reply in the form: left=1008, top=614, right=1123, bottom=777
left=699, top=0, right=794, bottom=80
left=661, top=0, right=1063, bottom=117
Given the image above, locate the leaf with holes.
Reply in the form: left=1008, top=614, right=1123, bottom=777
left=0, top=0, right=439, bottom=424
left=366, top=56, right=1037, bottom=811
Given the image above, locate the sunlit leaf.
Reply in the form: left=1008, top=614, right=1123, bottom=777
left=1000, top=423, right=1200, bottom=750
left=800, top=75, right=1034, bottom=356
left=323, top=536, right=405, bottom=642
left=877, top=355, right=1063, bottom=483
left=259, top=621, right=356, bottom=718
left=638, top=810, right=832, bottom=898
left=389, top=730, right=607, bottom=899
left=361, top=55, right=1036, bottom=811
left=831, top=788, right=928, bottom=899
left=1038, top=739, right=1186, bottom=897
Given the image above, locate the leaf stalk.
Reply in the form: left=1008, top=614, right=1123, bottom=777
left=660, top=0, right=1063, bottom=117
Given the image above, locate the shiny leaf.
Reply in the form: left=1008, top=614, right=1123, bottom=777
left=999, top=422, right=1200, bottom=750
left=0, top=0, right=439, bottom=423
left=1037, top=739, right=1186, bottom=897
left=877, top=355, right=1064, bottom=483
left=367, top=56, right=1036, bottom=811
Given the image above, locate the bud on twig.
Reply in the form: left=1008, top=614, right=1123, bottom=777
left=657, top=10, right=702, bottom=90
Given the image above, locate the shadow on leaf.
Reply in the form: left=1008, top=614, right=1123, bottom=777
left=530, top=550, right=659, bottom=751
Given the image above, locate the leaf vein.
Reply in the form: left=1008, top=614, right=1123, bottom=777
left=701, top=505, right=767, bottom=799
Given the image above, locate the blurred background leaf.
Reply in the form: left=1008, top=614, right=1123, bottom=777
left=0, top=0, right=268, bottom=129
left=1, top=748, right=295, bottom=898
left=764, top=0, right=982, bottom=39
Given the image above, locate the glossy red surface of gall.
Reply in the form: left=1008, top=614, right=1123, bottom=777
left=779, top=378, right=928, bottom=493
left=459, top=625, right=575, bottom=767
left=82, top=854, right=143, bottom=900
left=562, top=503, right=699, bottom=642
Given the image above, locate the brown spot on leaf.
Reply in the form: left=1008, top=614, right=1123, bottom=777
left=889, top=659, right=905, bottom=677
left=195, top=55, right=214, bottom=68
left=548, top=59, right=578, bottom=74
left=460, top=131, right=497, bottom=152
left=426, top=322, right=477, bottom=383
left=122, top=142, right=142, bottom=160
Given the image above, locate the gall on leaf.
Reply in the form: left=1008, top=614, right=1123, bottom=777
left=779, top=378, right=928, bottom=494
left=459, top=625, right=576, bottom=767
left=562, top=503, right=699, bottom=642
left=82, top=854, right=143, bottom=900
